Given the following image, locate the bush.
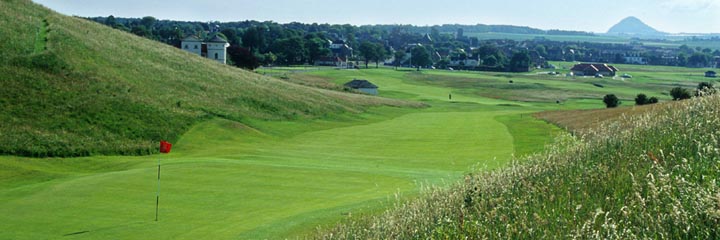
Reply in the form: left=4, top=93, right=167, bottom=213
left=603, top=94, right=620, bottom=108
left=648, top=97, right=659, bottom=104
left=634, top=94, right=648, bottom=105
left=696, top=82, right=716, bottom=96
left=670, top=87, right=692, bottom=100
left=635, top=94, right=659, bottom=105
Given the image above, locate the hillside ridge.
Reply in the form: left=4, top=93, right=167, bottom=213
left=0, top=0, right=417, bottom=157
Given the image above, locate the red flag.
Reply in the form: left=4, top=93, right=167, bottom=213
left=159, top=141, right=172, bottom=154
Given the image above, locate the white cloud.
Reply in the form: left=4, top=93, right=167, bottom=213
left=659, top=0, right=720, bottom=11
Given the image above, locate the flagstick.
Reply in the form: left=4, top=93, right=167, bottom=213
left=155, top=158, right=161, bottom=222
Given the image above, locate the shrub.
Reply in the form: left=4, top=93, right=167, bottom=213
left=696, top=82, right=716, bottom=96
left=670, top=87, right=691, bottom=100
left=603, top=94, right=620, bottom=108
left=648, top=97, right=659, bottom=104
left=634, top=93, right=648, bottom=105
left=635, top=94, right=659, bottom=105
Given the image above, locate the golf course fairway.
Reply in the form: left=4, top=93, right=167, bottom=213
left=0, top=68, right=562, bottom=239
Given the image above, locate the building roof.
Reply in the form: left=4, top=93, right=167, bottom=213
left=182, top=35, right=202, bottom=42
left=208, top=35, right=228, bottom=43
left=571, top=63, right=619, bottom=72
left=344, top=79, right=378, bottom=89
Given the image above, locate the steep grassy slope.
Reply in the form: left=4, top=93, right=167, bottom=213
left=320, top=95, right=720, bottom=239
left=0, top=0, right=416, bottom=157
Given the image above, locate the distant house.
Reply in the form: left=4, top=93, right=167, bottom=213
left=330, top=40, right=353, bottom=59
left=624, top=53, right=647, bottom=65
left=180, top=35, right=229, bottom=64
left=344, top=79, right=378, bottom=95
left=448, top=56, right=480, bottom=68
left=315, top=56, right=346, bottom=67
left=571, top=63, right=619, bottom=77
left=705, top=71, right=717, bottom=78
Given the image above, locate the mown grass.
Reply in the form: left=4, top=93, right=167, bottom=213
left=0, top=102, right=558, bottom=239
left=5, top=0, right=720, bottom=238
left=0, top=0, right=418, bottom=157
left=318, top=94, right=720, bottom=239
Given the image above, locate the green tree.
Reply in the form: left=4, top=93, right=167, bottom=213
left=670, top=87, right=692, bottom=100
left=635, top=93, right=649, bottom=105
left=271, top=37, right=306, bottom=65
left=242, top=27, right=265, bottom=52
left=358, top=41, right=376, bottom=68
left=262, top=52, right=277, bottom=66
left=371, top=43, right=388, bottom=68
left=305, top=37, right=330, bottom=65
left=227, top=46, right=260, bottom=70
left=430, top=27, right=441, bottom=42
left=104, top=15, right=117, bottom=28
left=603, top=94, right=620, bottom=108
left=140, top=16, right=157, bottom=29
left=509, top=50, right=531, bottom=72
left=648, top=97, right=659, bottom=104
left=131, top=25, right=150, bottom=37
left=688, top=53, right=711, bottom=68
left=394, top=50, right=406, bottom=69
left=483, top=55, right=498, bottom=67
left=410, top=46, right=432, bottom=71
left=677, top=53, right=688, bottom=66
left=220, top=28, right=241, bottom=46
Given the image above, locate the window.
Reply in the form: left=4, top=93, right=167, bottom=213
left=215, top=53, right=219, bottom=59
left=194, top=45, right=198, bottom=49
left=184, top=45, right=188, bottom=49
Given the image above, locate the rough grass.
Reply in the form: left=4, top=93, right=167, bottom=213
left=318, top=94, right=720, bottom=239
left=0, top=0, right=419, bottom=157
left=533, top=101, right=682, bottom=134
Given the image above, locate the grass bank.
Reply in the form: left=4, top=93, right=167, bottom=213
left=318, top=94, right=720, bottom=239
left=0, top=0, right=418, bottom=157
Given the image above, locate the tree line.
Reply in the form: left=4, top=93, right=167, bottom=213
left=88, top=16, right=720, bottom=71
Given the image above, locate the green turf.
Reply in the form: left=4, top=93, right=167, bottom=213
left=3, top=63, right=717, bottom=239
left=4, top=1, right=719, bottom=238
left=0, top=64, right=560, bottom=239
left=0, top=0, right=415, bottom=157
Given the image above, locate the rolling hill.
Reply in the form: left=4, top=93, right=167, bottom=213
left=0, top=0, right=418, bottom=157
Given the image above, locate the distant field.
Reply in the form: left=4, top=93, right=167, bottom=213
left=462, top=32, right=720, bottom=49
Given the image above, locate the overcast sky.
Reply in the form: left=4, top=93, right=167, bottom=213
left=32, top=0, right=720, bottom=33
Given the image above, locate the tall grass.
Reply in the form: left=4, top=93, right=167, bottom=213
left=318, top=94, right=720, bottom=239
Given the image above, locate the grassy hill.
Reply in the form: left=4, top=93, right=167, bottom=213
left=0, top=0, right=417, bottom=157
left=318, top=94, right=720, bottom=239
